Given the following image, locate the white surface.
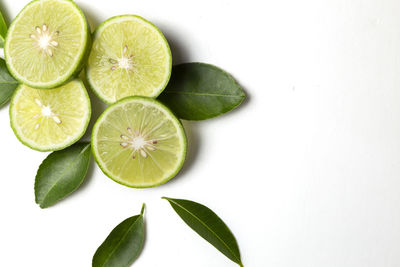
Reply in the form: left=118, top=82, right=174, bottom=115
left=1, top=0, right=400, bottom=266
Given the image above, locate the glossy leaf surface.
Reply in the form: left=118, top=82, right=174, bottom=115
left=0, top=58, right=18, bottom=107
left=93, top=204, right=145, bottom=267
left=163, top=197, right=243, bottom=266
left=35, top=142, right=91, bottom=208
left=0, top=11, right=7, bottom=48
left=158, top=63, right=245, bottom=120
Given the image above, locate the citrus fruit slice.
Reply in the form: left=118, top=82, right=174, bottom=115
left=5, top=0, right=90, bottom=89
left=10, top=79, right=91, bottom=151
left=86, top=15, right=172, bottom=104
left=91, top=97, right=186, bottom=188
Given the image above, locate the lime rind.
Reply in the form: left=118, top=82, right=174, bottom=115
left=4, top=0, right=90, bottom=89
left=86, top=15, right=172, bottom=104
left=91, top=96, right=186, bottom=188
left=10, top=79, right=91, bottom=152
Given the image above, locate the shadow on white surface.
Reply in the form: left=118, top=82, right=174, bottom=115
left=79, top=2, right=102, bottom=32
left=163, top=30, right=191, bottom=65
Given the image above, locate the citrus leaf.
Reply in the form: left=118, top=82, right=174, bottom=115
left=0, top=58, right=18, bottom=107
left=163, top=197, right=243, bottom=266
left=35, top=142, right=91, bottom=208
left=0, top=10, right=7, bottom=48
left=93, top=204, right=146, bottom=267
left=158, top=62, right=245, bottom=120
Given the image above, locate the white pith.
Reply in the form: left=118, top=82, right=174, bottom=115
left=110, top=45, right=136, bottom=72
left=120, top=127, right=158, bottom=159
left=33, top=98, right=62, bottom=130
left=30, top=24, right=59, bottom=57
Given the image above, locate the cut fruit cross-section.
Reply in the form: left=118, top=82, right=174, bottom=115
left=10, top=79, right=91, bottom=151
left=5, top=0, right=90, bottom=89
left=86, top=15, right=172, bottom=104
left=91, top=97, right=186, bottom=188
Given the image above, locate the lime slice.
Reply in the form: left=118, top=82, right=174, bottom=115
left=10, top=79, right=91, bottom=151
left=92, top=97, right=186, bottom=188
left=5, top=0, right=90, bottom=89
left=86, top=15, right=172, bottom=104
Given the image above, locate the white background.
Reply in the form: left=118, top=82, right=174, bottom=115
left=1, top=0, right=400, bottom=266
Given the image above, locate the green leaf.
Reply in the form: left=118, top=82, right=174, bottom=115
left=0, top=58, right=18, bottom=107
left=0, top=10, right=7, bottom=48
left=35, top=142, right=91, bottom=208
left=163, top=197, right=243, bottom=267
left=93, top=204, right=146, bottom=267
left=158, top=62, right=246, bottom=120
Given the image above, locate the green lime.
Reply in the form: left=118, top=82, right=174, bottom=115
left=5, top=0, right=90, bottom=89
left=86, top=15, right=172, bottom=104
left=91, top=97, right=186, bottom=188
left=10, top=79, right=91, bottom=151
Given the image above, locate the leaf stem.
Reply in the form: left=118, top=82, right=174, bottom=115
left=140, top=203, right=146, bottom=215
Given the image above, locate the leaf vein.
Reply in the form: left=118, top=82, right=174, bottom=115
left=0, top=81, right=18, bottom=84
left=40, top=144, right=90, bottom=205
left=164, top=91, right=244, bottom=98
left=168, top=199, right=241, bottom=264
left=100, top=215, right=142, bottom=267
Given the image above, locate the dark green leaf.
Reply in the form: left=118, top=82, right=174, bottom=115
left=93, top=204, right=146, bottom=267
left=163, top=197, right=243, bottom=266
left=0, top=10, right=7, bottom=48
left=158, top=62, right=245, bottom=120
left=35, top=142, right=91, bottom=208
left=0, top=58, right=18, bottom=107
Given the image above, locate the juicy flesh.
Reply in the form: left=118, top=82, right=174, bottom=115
left=94, top=101, right=184, bottom=187
left=88, top=17, right=170, bottom=102
left=7, top=0, right=85, bottom=84
left=13, top=81, right=89, bottom=148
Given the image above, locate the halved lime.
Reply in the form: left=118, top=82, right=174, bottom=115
left=91, top=97, right=186, bottom=188
left=86, top=15, right=172, bottom=104
left=5, top=0, right=90, bottom=89
left=10, top=79, right=91, bottom=151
